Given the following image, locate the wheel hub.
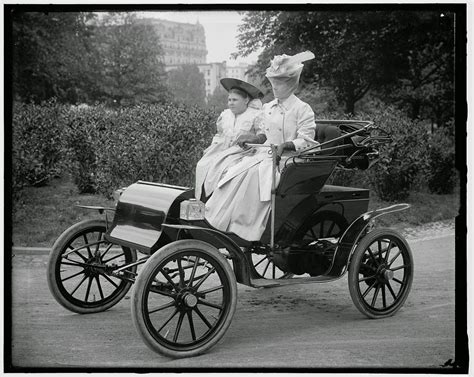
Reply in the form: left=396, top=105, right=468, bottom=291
left=176, top=289, right=199, bottom=310
left=383, top=269, right=394, bottom=281
left=85, top=256, right=106, bottom=276
left=183, top=293, right=198, bottom=308
left=376, top=264, right=394, bottom=283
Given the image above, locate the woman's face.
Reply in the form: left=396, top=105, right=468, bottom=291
left=228, top=92, right=249, bottom=115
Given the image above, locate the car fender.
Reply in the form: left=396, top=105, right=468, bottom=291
left=327, top=203, right=411, bottom=276
left=161, top=223, right=251, bottom=286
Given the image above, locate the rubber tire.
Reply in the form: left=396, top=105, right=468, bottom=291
left=348, top=228, right=413, bottom=319
left=47, top=219, right=137, bottom=314
left=131, top=240, right=237, bottom=358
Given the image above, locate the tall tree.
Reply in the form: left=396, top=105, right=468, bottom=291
left=89, top=13, right=169, bottom=105
left=235, top=10, right=455, bottom=122
left=379, top=11, right=455, bottom=127
left=11, top=11, right=94, bottom=103
left=205, top=85, right=228, bottom=113
left=167, top=64, right=206, bottom=108
left=235, top=11, right=395, bottom=114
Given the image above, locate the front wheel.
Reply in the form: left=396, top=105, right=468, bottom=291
left=47, top=219, right=137, bottom=314
left=348, top=228, right=413, bottom=319
left=131, top=240, right=237, bottom=358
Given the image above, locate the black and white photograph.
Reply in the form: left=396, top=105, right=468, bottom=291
left=3, top=1, right=469, bottom=373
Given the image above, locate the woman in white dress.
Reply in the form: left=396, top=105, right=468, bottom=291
left=205, top=51, right=319, bottom=241
left=195, top=78, right=264, bottom=201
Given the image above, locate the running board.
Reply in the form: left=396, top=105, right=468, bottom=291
left=249, top=274, right=343, bottom=288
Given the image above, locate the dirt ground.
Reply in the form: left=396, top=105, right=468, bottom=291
left=6, top=222, right=465, bottom=372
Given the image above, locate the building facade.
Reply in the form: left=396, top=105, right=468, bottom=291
left=225, top=63, right=250, bottom=82
left=197, top=62, right=227, bottom=97
left=139, top=18, right=207, bottom=65
left=140, top=17, right=252, bottom=99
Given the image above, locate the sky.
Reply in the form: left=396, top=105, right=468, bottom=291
left=140, top=11, right=261, bottom=65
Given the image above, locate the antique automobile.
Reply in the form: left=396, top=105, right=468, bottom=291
left=46, top=120, right=414, bottom=358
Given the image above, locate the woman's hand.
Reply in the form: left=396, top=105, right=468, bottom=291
left=276, top=141, right=295, bottom=164
left=235, top=134, right=267, bottom=149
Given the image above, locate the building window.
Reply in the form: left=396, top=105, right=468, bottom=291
left=207, top=79, right=210, bottom=86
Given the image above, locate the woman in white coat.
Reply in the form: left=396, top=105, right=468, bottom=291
left=195, top=78, right=264, bottom=201
left=205, top=51, right=319, bottom=241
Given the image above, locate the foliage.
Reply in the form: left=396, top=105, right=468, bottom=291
left=63, top=103, right=218, bottom=197
left=362, top=106, right=430, bottom=201
left=88, top=13, right=169, bottom=106
left=11, top=11, right=94, bottom=103
left=167, top=65, right=206, bottom=108
left=62, top=105, right=113, bottom=193
left=426, top=127, right=457, bottom=194
left=378, top=12, right=455, bottom=127
left=297, top=83, right=341, bottom=115
left=10, top=11, right=169, bottom=105
left=235, top=10, right=455, bottom=126
left=205, top=85, right=229, bottom=113
left=12, top=101, right=454, bottom=203
left=12, top=99, right=65, bottom=195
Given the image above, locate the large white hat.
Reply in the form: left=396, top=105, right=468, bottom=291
left=265, top=51, right=315, bottom=78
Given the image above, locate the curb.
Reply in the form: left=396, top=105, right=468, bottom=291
left=11, top=246, right=125, bottom=255
left=12, top=247, right=51, bottom=255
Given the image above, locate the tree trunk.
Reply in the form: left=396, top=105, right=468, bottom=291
left=345, top=100, right=355, bottom=116
left=410, top=100, right=421, bottom=120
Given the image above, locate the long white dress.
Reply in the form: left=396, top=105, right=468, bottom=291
left=195, top=104, right=263, bottom=200
left=205, top=94, right=317, bottom=241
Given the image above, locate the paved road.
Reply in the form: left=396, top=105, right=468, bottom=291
left=7, top=233, right=460, bottom=371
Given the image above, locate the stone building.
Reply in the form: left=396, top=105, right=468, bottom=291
left=197, top=62, right=227, bottom=96
left=141, top=17, right=251, bottom=98
left=139, top=18, right=207, bottom=65
left=225, top=63, right=250, bottom=82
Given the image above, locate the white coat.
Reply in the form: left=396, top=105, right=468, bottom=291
left=205, top=94, right=317, bottom=241
left=195, top=106, right=263, bottom=200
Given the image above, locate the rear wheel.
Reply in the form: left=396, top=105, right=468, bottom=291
left=348, top=228, right=413, bottom=318
left=294, top=210, right=348, bottom=242
left=251, top=252, right=293, bottom=279
left=251, top=211, right=348, bottom=279
left=47, top=219, right=137, bottom=314
left=131, top=240, right=237, bottom=358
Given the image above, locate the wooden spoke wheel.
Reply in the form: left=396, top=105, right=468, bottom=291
left=131, top=240, right=237, bottom=358
left=294, top=210, right=348, bottom=242
left=250, top=211, right=349, bottom=279
left=348, top=228, right=413, bottom=318
left=47, top=219, right=137, bottom=314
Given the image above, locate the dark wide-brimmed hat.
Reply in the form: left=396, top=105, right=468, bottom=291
left=220, top=78, right=264, bottom=99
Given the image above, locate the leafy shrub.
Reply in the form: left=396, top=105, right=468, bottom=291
left=361, top=106, right=430, bottom=201
left=12, top=99, right=65, bottom=195
left=12, top=101, right=218, bottom=200
left=62, top=105, right=113, bottom=193
left=426, top=126, right=457, bottom=194
left=91, top=103, right=217, bottom=197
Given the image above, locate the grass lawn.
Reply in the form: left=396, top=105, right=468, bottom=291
left=11, top=177, right=115, bottom=247
left=10, top=177, right=460, bottom=247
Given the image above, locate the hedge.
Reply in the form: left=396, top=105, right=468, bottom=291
left=426, top=126, right=457, bottom=194
left=12, top=101, right=456, bottom=202
left=12, top=99, right=65, bottom=196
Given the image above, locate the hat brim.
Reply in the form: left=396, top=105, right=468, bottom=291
left=220, top=78, right=264, bottom=99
